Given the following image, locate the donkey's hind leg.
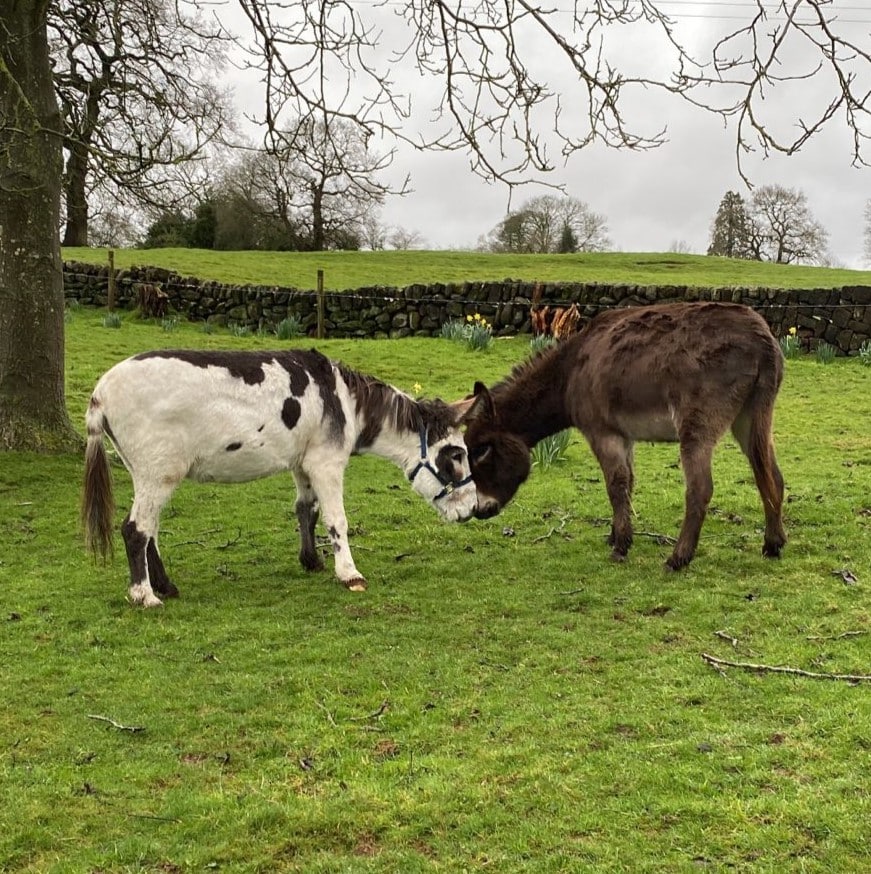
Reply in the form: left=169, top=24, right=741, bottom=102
left=293, top=471, right=324, bottom=572
left=731, top=407, right=787, bottom=558
left=123, top=477, right=181, bottom=607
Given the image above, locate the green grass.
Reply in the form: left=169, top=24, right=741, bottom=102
left=63, top=247, right=871, bottom=292
left=2, top=308, right=871, bottom=871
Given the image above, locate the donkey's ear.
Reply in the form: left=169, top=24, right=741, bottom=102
left=459, top=382, right=496, bottom=424
left=448, top=396, right=476, bottom=422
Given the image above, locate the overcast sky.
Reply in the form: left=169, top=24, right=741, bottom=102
left=227, top=1, right=870, bottom=267
left=375, top=105, right=869, bottom=266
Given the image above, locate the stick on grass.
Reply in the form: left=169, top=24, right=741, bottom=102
left=701, top=653, right=871, bottom=683
left=87, top=714, right=146, bottom=732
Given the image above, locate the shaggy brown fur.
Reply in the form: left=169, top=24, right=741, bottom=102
left=462, top=302, right=787, bottom=570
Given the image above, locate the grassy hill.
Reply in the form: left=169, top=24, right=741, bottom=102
left=63, top=247, right=871, bottom=292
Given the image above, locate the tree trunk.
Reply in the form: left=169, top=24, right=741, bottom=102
left=311, top=184, right=325, bottom=251
left=61, top=141, right=90, bottom=247
left=61, top=86, right=102, bottom=247
left=0, top=0, right=80, bottom=452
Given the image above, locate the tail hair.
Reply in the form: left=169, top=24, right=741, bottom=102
left=81, top=401, right=115, bottom=560
left=748, top=346, right=783, bottom=512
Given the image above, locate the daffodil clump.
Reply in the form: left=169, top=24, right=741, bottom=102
left=440, top=312, right=494, bottom=351
left=779, top=325, right=802, bottom=359
left=463, top=313, right=494, bottom=351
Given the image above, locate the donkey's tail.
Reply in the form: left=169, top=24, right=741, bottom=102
left=82, top=396, right=115, bottom=560
left=747, top=341, right=785, bottom=514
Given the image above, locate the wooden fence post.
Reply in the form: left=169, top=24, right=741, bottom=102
left=107, top=249, right=116, bottom=311
left=317, top=269, right=325, bottom=340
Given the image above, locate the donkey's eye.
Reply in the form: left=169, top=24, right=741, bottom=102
left=470, top=444, right=492, bottom=465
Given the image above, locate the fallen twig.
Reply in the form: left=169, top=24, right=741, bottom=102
left=532, top=515, right=570, bottom=543
left=128, top=812, right=182, bottom=823
left=636, top=531, right=677, bottom=545
left=315, top=700, right=338, bottom=728
left=174, top=527, right=221, bottom=548
left=714, top=630, right=739, bottom=647
left=350, top=700, right=389, bottom=722
left=87, top=714, right=146, bottom=732
left=216, top=527, right=243, bottom=550
left=701, top=653, right=871, bottom=683
left=806, top=630, right=868, bottom=642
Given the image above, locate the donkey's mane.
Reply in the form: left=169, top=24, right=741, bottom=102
left=490, top=341, right=566, bottom=401
left=338, top=364, right=453, bottom=443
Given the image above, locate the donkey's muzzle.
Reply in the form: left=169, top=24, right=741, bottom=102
left=473, top=499, right=501, bottom=520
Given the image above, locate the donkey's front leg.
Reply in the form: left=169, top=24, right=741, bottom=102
left=667, top=440, right=715, bottom=571
left=589, top=433, right=635, bottom=562
left=304, top=464, right=367, bottom=592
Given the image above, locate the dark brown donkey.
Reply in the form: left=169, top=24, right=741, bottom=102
left=460, top=302, right=787, bottom=570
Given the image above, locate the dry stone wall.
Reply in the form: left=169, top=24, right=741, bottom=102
left=63, top=260, right=871, bottom=355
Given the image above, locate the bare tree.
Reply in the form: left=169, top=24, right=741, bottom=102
left=271, top=119, right=406, bottom=251
left=48, top=0, right=232, bottom=246
left=483, top=195, right=610, bottom=253
left=388, top=227, right=426, bottom=250
left=361, top=214, right=388, bottom=250
left=3, top=0, right=871, bottom=450
left=88, top=195, right=144, bottom=247
left=746, top=185, right=829, bottom=264
left=221, top=149, right=306, bottom=248
left=212, top=125, right=397, bottom=250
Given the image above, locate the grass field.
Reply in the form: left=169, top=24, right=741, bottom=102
left=62, top=247, right=871, bottom=292
left=2, top=308, right=871, bottom=872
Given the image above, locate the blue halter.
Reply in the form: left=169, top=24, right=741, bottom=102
left=408, top=425, right=474, bottom=501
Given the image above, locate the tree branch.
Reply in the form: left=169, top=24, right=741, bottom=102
left=701, top=652, right=871, bottom=683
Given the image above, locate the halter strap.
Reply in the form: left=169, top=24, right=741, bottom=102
left=408, top=425, right=474, bottom=501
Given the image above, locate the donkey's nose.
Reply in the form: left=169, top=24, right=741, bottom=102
left=474, top=499, right=501, bottom=519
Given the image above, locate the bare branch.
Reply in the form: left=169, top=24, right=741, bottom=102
left=48, top=0, right=235, bottom=243
left=229, top=0, right=870, bottom=189
left=87, top=713, right=147, bottom=732
left=701, top=652, right=871, bottom=683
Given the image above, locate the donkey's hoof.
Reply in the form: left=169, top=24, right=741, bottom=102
left=300, top=552, right=325, bottom=572
left=343, top=577, right=367, bottom=592
left=665, top=554, right=691, bottom=572
left=609, top=550, right=628, bottom=563
left=128, top=585, right=164, bottom=608
left=762, top=542, right=784, bottom=559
